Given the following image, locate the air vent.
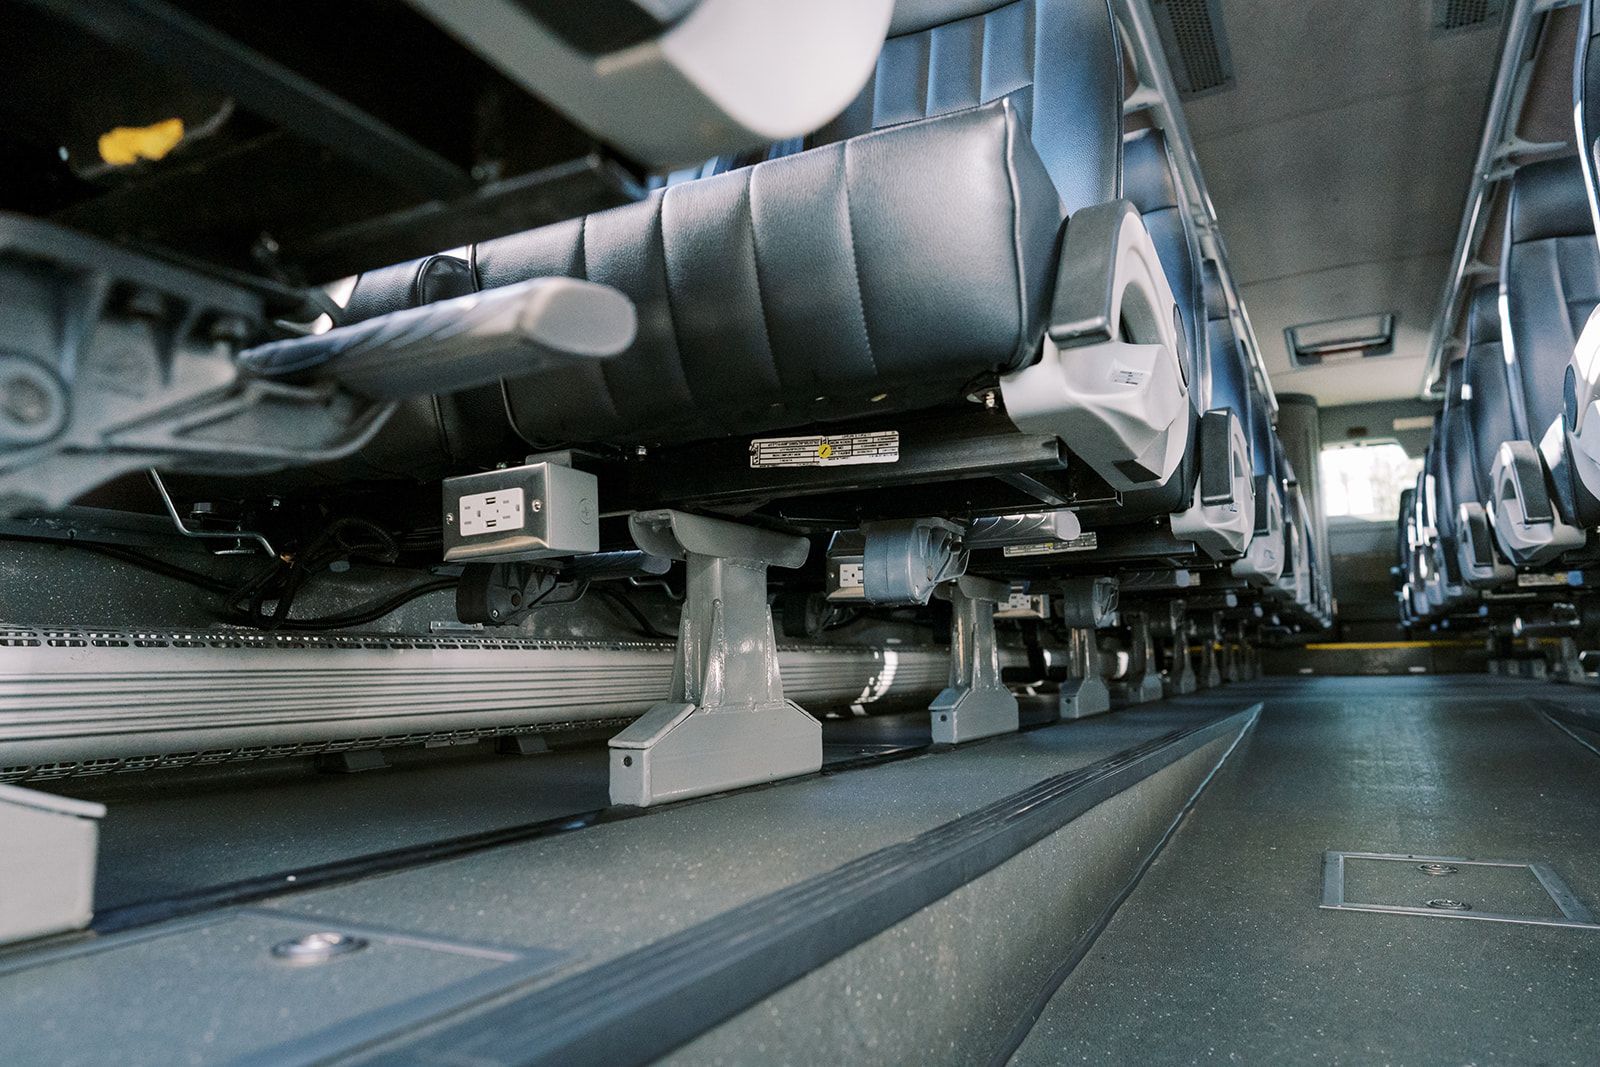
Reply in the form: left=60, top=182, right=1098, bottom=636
left=1432, top=0, right=1504, bottom=33
left=1151, top=0, right=1235, bottom=96
left=1285, top=313, right=1396, bottom=369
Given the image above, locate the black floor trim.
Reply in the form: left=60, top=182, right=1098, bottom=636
left=357, top=704, right=1261, bottom=1067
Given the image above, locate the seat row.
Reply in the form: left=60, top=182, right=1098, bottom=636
left=277, top=0, right=1330, bottom=804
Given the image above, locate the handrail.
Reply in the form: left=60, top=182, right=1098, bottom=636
left=1417, top=0, right=1578, bottom=400
left=1113, top=0, right=1278, bottom=415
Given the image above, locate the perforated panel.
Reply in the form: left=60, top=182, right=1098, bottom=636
left=1433, top=0, right=1504, bottom=33
left=1153, top=0, right=1235, bottom=95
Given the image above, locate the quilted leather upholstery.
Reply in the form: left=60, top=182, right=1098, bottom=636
left=483, top=100, right=1064, bottom=444
left=337, top=0, right=1123, bottom=458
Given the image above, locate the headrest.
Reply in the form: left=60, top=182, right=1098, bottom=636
left=1507, top=156, right=1591, bottom=244
left=1122, top=128, right=1182, bottom=215
left=889, top=0, right=1008, bottom=35
left=1202, top=259, right=1228, bottom=322
left=1466, top=284, right=1500, bottom=346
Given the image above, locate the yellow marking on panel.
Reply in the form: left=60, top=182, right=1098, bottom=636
left=98, top=118, right=185, bottom=166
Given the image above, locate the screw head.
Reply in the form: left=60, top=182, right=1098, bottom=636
left=1417, top=863, right=1458, bottom=876
left=271, top=931, right=368, bottom=964
left=1425, top=898, right=1471, bottom=911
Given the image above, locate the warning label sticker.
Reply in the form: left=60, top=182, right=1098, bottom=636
left=750, top=431, right=900, bottom=469
left=1516, top=572, right=1567, bottom=588
left=1003, top=532, right=1098, bottom=557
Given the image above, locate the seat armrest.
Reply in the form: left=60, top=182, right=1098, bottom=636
left=242, top=277, right=637, bottom=400
left=1564, top=305, right=1600, bottom=503
left=999, top=200, right=1190, bottom=494
left=1488, top=439, right=1585, bottom=566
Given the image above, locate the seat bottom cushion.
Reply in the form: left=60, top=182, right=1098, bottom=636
left=476, top=98, right=1064, bottom=447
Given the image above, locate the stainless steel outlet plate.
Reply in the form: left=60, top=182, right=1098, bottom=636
left=1321, top=851, right=1600, bottom=929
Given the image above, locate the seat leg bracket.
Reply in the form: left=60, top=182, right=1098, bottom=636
left=609, top=510, right=819, bottom=807
left=930, top=576, right=1019, bottom=744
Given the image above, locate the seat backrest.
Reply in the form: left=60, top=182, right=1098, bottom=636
left=1395, top=486, right=1415, bottom=588
left=1248, top=389, right=1274, bottom=478
left=1501, top=156, right=1600, bottom=441
left=818, top=0, right=1123, bottom=213
left=1436, top=358, right=1478, bottom=535
left=1124, top=128, right=1204, bottom=404
left=1202, top=259, right=1249, bottom=429
left=1462, top=284, right=1511, bottom=507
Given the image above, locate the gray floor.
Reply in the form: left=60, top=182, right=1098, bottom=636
left=3, top=693, right=1258, bottom=1067
left=1010, top=676, right=1600, bottom=1066
left=51, top=698, right=1055, bottom=912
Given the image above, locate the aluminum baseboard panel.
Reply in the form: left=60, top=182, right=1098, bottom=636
left=0, top=629, right=973, bottom=778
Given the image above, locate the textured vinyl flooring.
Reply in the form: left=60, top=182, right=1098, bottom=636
left=1010, top=676, right=1600, bottom=1066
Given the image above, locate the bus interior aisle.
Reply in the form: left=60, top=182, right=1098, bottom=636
left=7, top=0, right=1600, bottom=1064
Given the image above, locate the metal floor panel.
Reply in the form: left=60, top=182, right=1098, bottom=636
left=1009, top=676, right=1600, bottom=1065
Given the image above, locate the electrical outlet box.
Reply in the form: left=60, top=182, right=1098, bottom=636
left=824, top=531, right=866, bottom=602
left=442, top=460, right=599, bottom=563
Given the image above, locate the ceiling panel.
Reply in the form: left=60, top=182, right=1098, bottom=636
left=1175, top=0, right=1502, bottom=405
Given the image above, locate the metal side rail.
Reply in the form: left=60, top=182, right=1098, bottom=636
left=0, top=629, right=981, bottom=780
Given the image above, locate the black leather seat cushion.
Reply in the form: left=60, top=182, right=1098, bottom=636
left=482, top=100, right=1064, bottom=445
left=329, top=0, right=1122, bottom=461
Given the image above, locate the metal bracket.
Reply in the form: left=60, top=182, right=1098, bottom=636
left=1057, top=577, right=1115, bottom=720
left=929, top=575, right=1019, bottom=744
left=608, top=510, right=819, bottom=807
left=0, top=784, right=104, bottom=946
left=1162, top=600, right=1198, bottom=696
left=1115, top=610, right=1165, bottom=705
left=1199, top=613, right=1223, bottom=688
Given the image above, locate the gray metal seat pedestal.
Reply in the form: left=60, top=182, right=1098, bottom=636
left=1116, top=611, right=1166, bottom=704
left=1162, top=600, right=1198, bottom=697
left=930, top=576, right=1019, bottom=744
left=1200, top=613, right=1224, bottom=688
left=609, top=510, right=820, bottom=807
left=1059, top=627, right=1112, bottom=720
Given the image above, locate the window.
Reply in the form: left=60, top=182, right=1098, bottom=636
left=1320, top=441, right=1422, bottom=521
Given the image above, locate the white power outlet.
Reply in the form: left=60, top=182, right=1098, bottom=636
left=459, top=487, right=526, bottom=537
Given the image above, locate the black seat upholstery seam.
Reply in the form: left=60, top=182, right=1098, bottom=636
left=837, top=141, right=882, bottom=380
left=654, top=193, right=711, bottom=422
left=741, top=170, right=788, bottom=399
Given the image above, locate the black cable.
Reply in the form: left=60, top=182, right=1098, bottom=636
left=61, top=539, right=453, bottom=631
left=594, top=586, right=678, bottom=640
left=256, top=578, right=458, bottom=631
left=70, top=543, right=242, bottom=598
